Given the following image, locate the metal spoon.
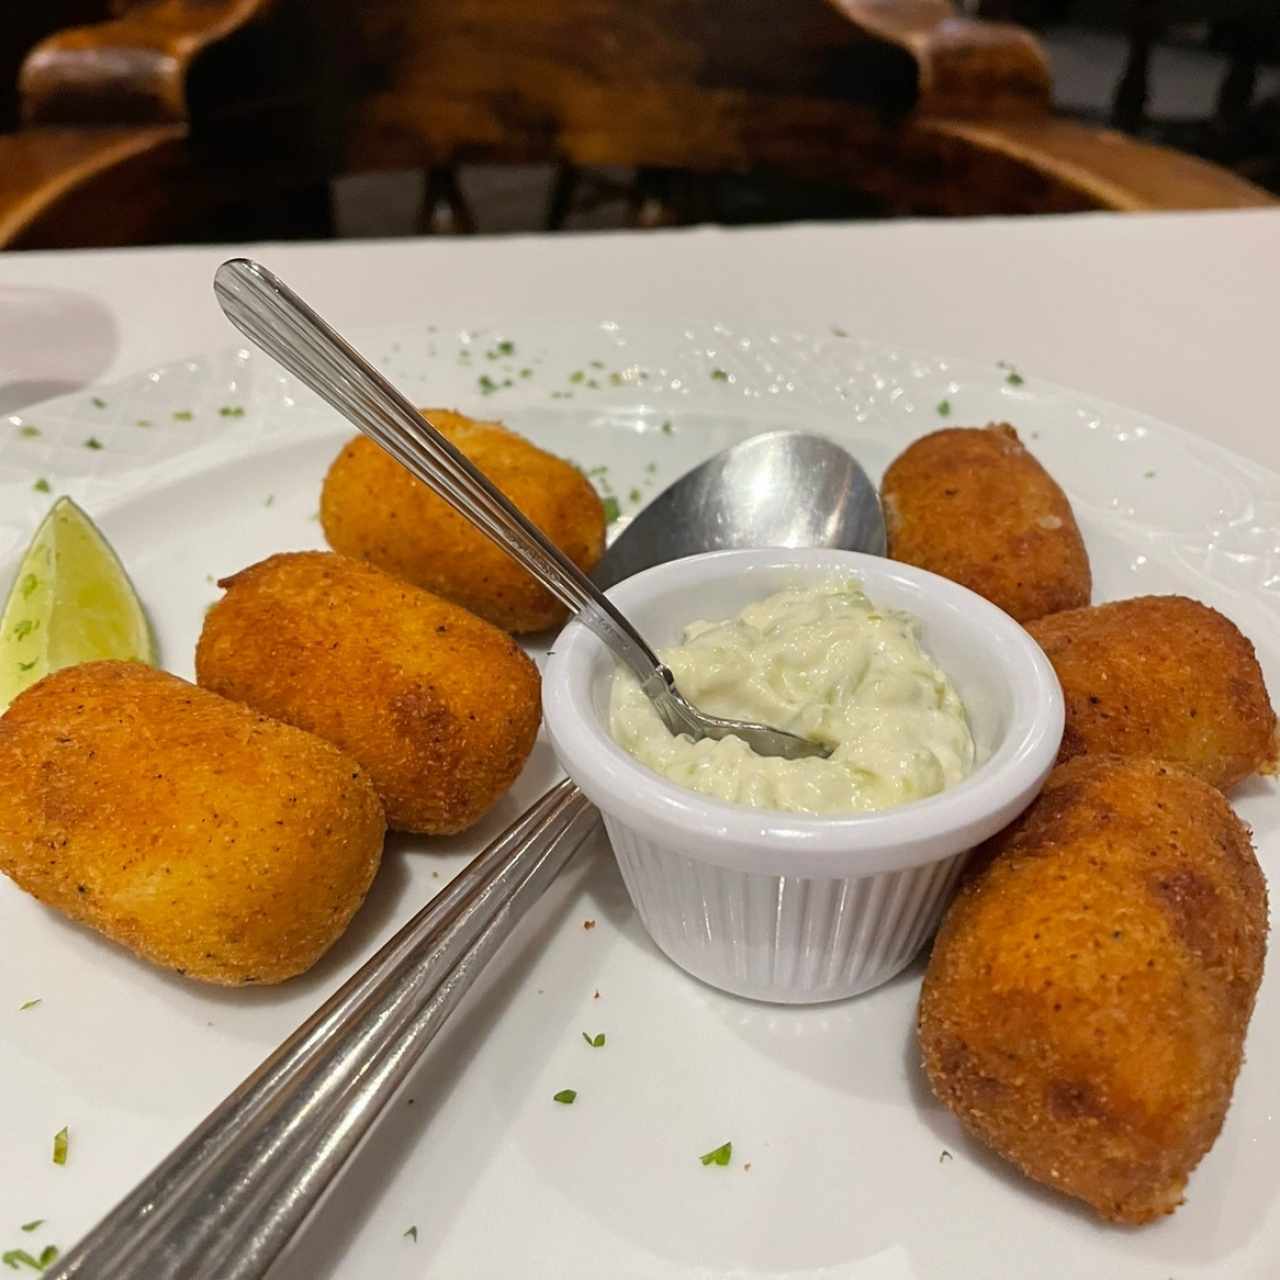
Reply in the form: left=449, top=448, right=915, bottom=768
left=214, top=257, right=829, bottom=761
left=45, top=402, right=884, bottom=1280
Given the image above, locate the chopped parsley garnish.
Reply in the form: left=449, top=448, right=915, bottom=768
left=581, top=1032, right=605, bottom=1047
left=172, top=410, right=193, bottom=421
left=13, top=620, right=35, bottom=641
left=710, top=369, right=729, bottom=382
left=609, top=372, right=623, bottom=386
left=568, top=371, right=585, bottom=384
left=2, top=1248, right=43, bottom=1271
left=263, top=494, right=274, bottom=507
left=217, top=405, right=245, bottom=418
left=91, top=397, right=107, bottom=409
left=699, top=1141, right=732, bottom=1167
left=1006, top=371, right=1024, bottom=386
left=937, top=399, right=951, bottom=416
left=17, top=426, right=39, bottom=439
left=601, top=497, right=620, bottom=524
left=135, top=419, right=152, bottom=428
left=19, top=574, right=38, bottom=599
left=478, top=374, right=498, bottom=394
left=1144, top=469, right=1157, bottom=479
left=644, top=461, right=657, bottom=474
left=17, top=661, right=36, bottom=673
left=18, top=1223, right=42, bottom=1234
left=496, top=340, right=515, bottom=357
left=83, top=437, right=103, bottom=451
left=403, top=1226, right=418, bottom=1242
left=588, top=360, right=604, bottom=370
left=552, top=1089, right=577, bottom=1104
left=18, top=999, right=41, bottom=1012
left=831, top=325, right=849, bottom=337
left=32, top=479, right=50, bottom=494
left=586, top=378, right=600, bottom=390
left=628, top=488, right=641, bottom=503
left=660, top=420, right=673, bottom=435
left=37, top=1248, right=55, bottom=1269
left=52, top=1127, right=68, bottom=1166
left=519, top=368, right=533, bottom=378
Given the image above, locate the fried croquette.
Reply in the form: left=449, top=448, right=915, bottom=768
left=919, top=755, right=1267, bottom=1224
left=0, top=660, right=385, bottom=985
left=881, top=424, right=1091, bottom=623
left=320, top=409, right=605, bottom=632
left=1027, top=595, right=1279, bottom=791
left=196, top=551, right=541, bottom=835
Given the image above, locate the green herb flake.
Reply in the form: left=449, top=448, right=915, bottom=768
left=17, top=426, right=40, bottom=439
left=264, top=494, right=275, bottom=507
left=1144, top=469, right=1157, bottom=479
left=51, top=1127, right=68, bottom=1166
left=18, top=999, right=41, bottom=1011
left=19, top=574, right=38, bottom=600
left=478, top=374, right=498, bottom=395
left=588, top=360, right=604, bottom=370
left=13, top=620, right=35, bottom=641
left=552, top=1089, right=577, bottom=1105
left=601, top=497, right=620, bottom=525
left=519, top=368, right=533, bottom=379
left=710, top=369, right=729, bottom=382
left=32, top=479, right=50, bottom=494
left=83, top=437, right=103, bottom=451
left=628, top=488, right=641, bottom=504
left=403, top=1226, right=418, bottom=1243
left=18, top=1223, right=42, bottom=1234
left=699, top=1141, right=732, bottom=1167
left=644, top=461, right=657, bottom=475
left=937, top=399, right=951, bottom=416
left=496, top=340, right=515, bottom=357
left=2, top=1248, right=42, bottom=1272
left=660, top=420, right=673, bottom=435
left=582, top=1032, right=605, bottom=1048
left=172, top=410, right=193, bottom=421
left=135, top=419, right=152, bottom=428
left=586, top=379, right=600, bottom=390
left=939, top=1149, right=953, bottom=1163
left=568, top=370, right=585, bottom=385
left=608, top=372, right=623, bottom=386
left=37, top=1248, right=56, bottom=1269
left=17, top=661, right=36, bottom=673
left=1006, top=371, right=1024, bottom=386
left=831, top=326, right=849, bottom=337
left=217, top=405, right=245, bottom=418
left=91, top=397, right=107, bottom=409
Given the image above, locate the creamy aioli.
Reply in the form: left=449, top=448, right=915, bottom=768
left=608, top=581, right=975, bottom=815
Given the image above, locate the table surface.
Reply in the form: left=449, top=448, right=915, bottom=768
left=2, top=208, right=1278, bottom=472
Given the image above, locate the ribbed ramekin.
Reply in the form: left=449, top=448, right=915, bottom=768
left=543, top=549, right=1063, bottom=1004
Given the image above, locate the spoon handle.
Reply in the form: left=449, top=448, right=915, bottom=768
left=46, top=779, right=599, bottom=1280
left=213, top=258, right=663, bottom=685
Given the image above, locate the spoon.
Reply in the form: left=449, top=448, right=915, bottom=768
left=44, top=359, right=885, bottom=1280
left=213, top=258, right=828, bottom=762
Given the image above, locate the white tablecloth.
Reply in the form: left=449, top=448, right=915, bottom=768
left=2, top=209, right=1278, bottom=470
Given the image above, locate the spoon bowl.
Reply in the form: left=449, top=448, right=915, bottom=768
left=596, top=428, right=885, bottom=590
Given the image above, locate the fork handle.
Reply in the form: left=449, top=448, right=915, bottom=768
left=213, top=258, right=665, bottom=690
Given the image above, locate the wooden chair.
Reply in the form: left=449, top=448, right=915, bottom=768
left=1, top=0, right=1270, bottom=250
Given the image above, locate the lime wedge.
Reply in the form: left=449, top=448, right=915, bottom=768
left=0, top=497, right=155, bottom=711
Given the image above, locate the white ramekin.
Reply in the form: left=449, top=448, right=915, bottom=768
left=543, top=549, right=1063, bottom=1004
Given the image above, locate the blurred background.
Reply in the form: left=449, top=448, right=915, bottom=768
left=2, top=0, right=1276, bottom=249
